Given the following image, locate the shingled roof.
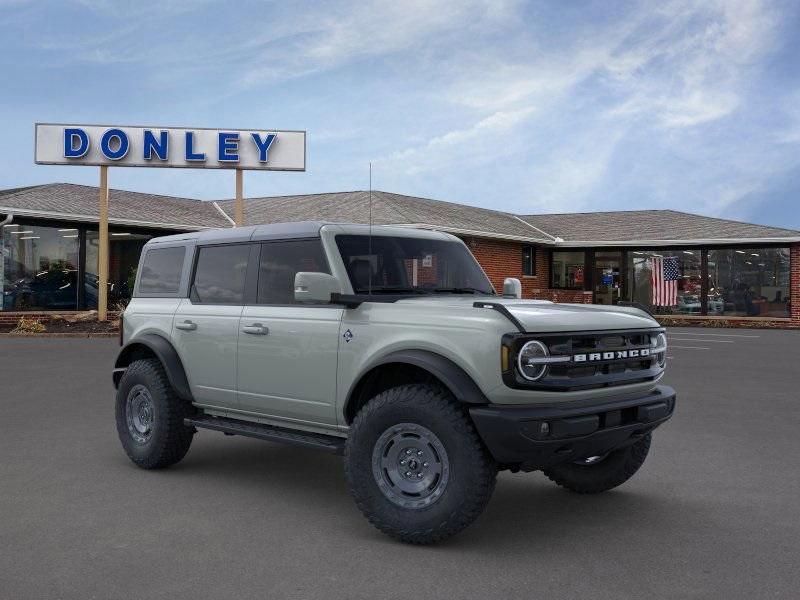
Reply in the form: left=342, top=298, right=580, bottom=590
left=2, top=183, right=798, bottom=244
left=520, top=209, right=800, bottom=244
left=0, top=183, right=226, bottom=230
left=215, top=191, right=552, bottom=242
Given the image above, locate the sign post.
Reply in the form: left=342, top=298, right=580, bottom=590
left=235, top=169, right=244, bottom=227
left=98, top=166, right=109, bottom=320
left=34, top=123, right=306, bottom=319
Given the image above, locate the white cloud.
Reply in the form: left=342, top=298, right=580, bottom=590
left=2, top=0, right=797, bottom=225
left=378, top=106, right=536, bottom=175
left=375, top=0, right=792, bottom=216
left=238, top=0, right=520, bottom=88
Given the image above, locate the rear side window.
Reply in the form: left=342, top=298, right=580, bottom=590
left=138, top=246, right=185, bottom=295
left=191, top=244, right=250, bottom=304
left=257, top=240, right=329, bottom=304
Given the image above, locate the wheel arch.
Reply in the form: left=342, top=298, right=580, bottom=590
left=114, top=333, right=192, bottom=401
left=343, top=350, right=488, bottom=424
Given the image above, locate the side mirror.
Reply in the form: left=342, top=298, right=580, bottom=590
left=502, top=277, right=522, bottom=299
left=294, top=272, right=342, bottom=303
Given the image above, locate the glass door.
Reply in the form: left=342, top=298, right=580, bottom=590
left=593, top=251, right=622, bottom=305
left=84, top=229, right=152, bottom=309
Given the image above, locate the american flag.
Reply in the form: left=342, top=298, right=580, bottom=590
left=651, top=256, right=679, bottom=306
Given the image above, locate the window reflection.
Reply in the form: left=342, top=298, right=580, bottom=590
left=1, top=224, right=79, bottom=310
left=627, top=250, right=702, bottom=315
left=551, top=251, right=585, bottom=289
left=85, top=229, right=152, bottom=308
left=707, top=248, right=790, bottom=318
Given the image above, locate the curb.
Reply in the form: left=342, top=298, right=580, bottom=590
left=0, top=332, right=118, bottom=338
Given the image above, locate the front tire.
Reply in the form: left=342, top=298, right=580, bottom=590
left=115, top=358, right=194, bottom=469
left=543, top=434, right=652, bottom=494
left=345, top=383, right=497, bottom=544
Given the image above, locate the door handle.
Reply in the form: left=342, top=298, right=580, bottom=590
left=175, top=320, right=197, bottom=331
left=242, top=323, right=268, bottom=335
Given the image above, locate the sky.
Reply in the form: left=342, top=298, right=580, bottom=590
left=1, top=0, right=799, bottom=229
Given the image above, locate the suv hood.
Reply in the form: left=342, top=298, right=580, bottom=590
left=395, top=296, right=659, bottom=332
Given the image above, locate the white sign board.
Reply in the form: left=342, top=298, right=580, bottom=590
left=34, top=123, right=306, bottom=171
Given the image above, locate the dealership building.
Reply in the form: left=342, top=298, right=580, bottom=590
left=1, top=182, right=798, bottom=328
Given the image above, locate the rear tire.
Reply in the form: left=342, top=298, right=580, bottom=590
left=115, top=358, right=194, bottom=469
left=543, top=434, right=652, bottom=494
left=345, top=383, right=497, bottom=544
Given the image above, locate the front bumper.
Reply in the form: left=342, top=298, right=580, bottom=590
left=469, top=385, right=676, bottom=471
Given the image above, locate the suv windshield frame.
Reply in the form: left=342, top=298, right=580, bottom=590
left=334, top=234, right=495, bottom=296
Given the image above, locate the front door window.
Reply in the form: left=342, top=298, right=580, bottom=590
left=594, top=251, right=622, bottom=305
left=85, top=229, right=152, bottom=309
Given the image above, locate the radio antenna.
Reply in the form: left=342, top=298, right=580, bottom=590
left=368, top=162, right=373, bottom=296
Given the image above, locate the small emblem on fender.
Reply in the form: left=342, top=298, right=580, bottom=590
left=343, top=329, right=354, bottom=343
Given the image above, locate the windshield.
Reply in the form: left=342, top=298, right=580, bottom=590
left=335, top=235, right=495, bottom=295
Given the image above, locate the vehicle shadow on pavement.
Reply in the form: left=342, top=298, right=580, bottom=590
left=123, top=432, right=709, bottom=551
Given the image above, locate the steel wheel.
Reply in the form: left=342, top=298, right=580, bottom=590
left=125, top=384, right=154, bottom=444
left=371, top=422, right=450, bottom=509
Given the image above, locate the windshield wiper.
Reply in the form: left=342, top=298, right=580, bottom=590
left=432, top=287, right=492, bottom=295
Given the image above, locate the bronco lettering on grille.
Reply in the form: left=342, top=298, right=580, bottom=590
left=573, top=348, right=652, bottom=362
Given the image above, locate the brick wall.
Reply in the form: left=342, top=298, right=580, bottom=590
left=462, top=237, right=546, bottom=298
left=461, top=236, right=593, bottom=304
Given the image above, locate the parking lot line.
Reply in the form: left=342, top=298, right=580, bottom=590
left=666, top=332, right=760, bottom=338
left=668, top=345, right=711, bottom=349
left=668, top=338, right=733, bottom=343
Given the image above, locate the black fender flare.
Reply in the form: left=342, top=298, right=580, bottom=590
left=346, top=349, right=488, bottom=418
left=113, top=333, right=192, bottom=401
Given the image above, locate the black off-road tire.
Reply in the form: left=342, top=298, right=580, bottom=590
left=115, top=358, right=195, bottom=469
left=345, top=383, right=497, bottom=544
left=543, top=434, right=652, bottom=494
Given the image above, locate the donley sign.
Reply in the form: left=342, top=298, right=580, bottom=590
left=33, top=122, right=306, bottom=321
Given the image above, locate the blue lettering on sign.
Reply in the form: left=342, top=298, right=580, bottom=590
left=218, top=132, right=239, bottom=162
left=143, top=130, right=168, bottom=160
left=185, top=131, right=205, bottom=161
left=100, top=128, right=129, bottom=160
left=63, top=128, right=89, bottom=158
left=251, top=133, right=276, bottom=162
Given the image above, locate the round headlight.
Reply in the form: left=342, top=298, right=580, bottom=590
left=517, top=340, right=550, bottom=381
left=652, top=332, right=667, bottom=367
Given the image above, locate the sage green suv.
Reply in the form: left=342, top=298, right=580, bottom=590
left=114, top=222, right=675, bottom=544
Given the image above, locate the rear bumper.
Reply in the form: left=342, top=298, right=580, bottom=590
left=469, top=385, right=676, bottom=471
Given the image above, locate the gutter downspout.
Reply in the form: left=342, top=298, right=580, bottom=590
left=212, top=202, right=236, bottom=227
left=511, top=215, right=563, bottom=243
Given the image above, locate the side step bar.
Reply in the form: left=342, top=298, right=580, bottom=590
left=184, top=415, right=346, bottom=455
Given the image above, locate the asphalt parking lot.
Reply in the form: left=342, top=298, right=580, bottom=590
left=1, top=327, right=799, bottom=599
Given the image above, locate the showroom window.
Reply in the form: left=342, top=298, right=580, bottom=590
left=522, top=245, right=536, bottom=276
left=85, top=229, right=153, bottom=307
left=551, top=251, right=585, bottom=289
left=626, top=249, right=702, bottom=315
left=707, top=248, right=790, bottom=318
left=1, top=223, right=80, bottom=311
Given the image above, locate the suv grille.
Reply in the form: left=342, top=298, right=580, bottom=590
left=503, top=329, right=664, bottom=392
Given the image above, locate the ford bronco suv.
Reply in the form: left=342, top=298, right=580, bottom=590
left=114, top=222, right=675, bottom=544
